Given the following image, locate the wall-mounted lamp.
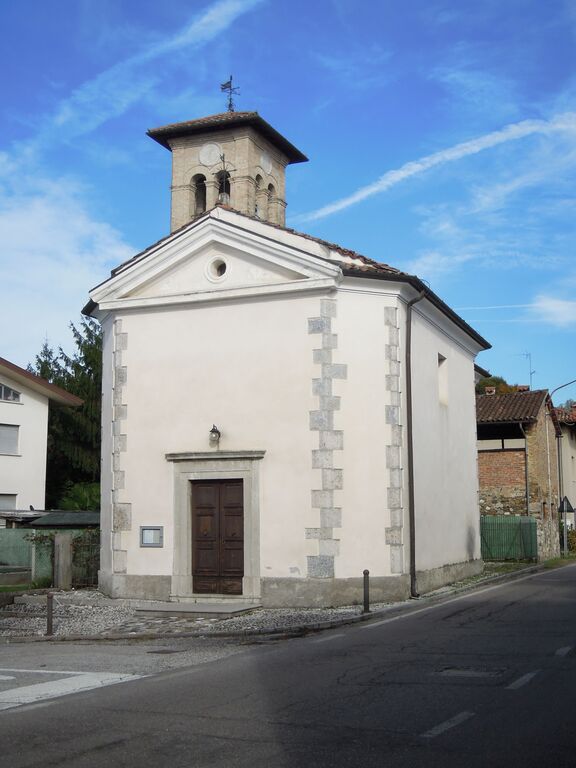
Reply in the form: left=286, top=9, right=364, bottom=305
left=209, top=424, right=221, bottom=446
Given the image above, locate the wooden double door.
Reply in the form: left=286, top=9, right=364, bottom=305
left=191, top=480, right=244, bottom=595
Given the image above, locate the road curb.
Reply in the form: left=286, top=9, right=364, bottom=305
left=0, top=561, right=566, bottom=645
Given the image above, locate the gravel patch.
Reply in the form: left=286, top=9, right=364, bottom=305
left=0, top=595, right=136, bottom=637
left=0, top=590, right=388, bottom=639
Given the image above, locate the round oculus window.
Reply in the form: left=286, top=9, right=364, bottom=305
left=207, top=258, right=227, bottom=280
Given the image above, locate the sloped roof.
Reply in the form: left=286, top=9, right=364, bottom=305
left=85, top=205, right=490, bottom=350
left=476, top=389, right=549, bottom=424
left=555, top=406, right=576, bottom=424
left=147, top=111, right=308, bottom=164
left=30, top=510, right=99, bottom=527
left=0, top=357, right=83, bottom=406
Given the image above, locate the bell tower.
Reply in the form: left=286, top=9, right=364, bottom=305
left=147, top=112, right=308, bottom=232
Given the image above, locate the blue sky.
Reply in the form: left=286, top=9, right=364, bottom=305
left=1, top=0, right=575, bottom=399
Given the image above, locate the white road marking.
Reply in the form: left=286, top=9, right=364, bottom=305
left=312, top=633, right=345, bottom=643
left=0, top=670, right=143, bottom=712
left=556, top=647, right=573, bottom=657
left=506, top=671, right=540, bottom=690
left=421, top=711, right=475, bottom=739
left=0, top=676, right=15, bottom=681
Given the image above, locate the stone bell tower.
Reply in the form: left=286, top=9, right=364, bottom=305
left=147, top=112, right=308, bottom=232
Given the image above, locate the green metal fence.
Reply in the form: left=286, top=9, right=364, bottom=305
left=32, top=540, right=54, bottom=583
left=72, top=532, right=100, bottom=587
left=0, top=530, right=32, bottom=568
left=480, top=515, right=537, bottom=561
left=0, top=528, right=100, bottom=587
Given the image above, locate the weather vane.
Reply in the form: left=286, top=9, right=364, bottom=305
left=220, top=75, right=239, bottom=112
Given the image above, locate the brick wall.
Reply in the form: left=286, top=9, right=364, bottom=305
left=478, top=449, right=527, bottom=515
left=477, top=404, right=561, bottom=558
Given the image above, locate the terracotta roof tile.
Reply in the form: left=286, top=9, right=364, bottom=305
left=555, top=407, right=576, bottom=424
left=87, top=205, right=490, bottom=350
left=476, top=390, right=548, bottom=424
left=147, top=112, right=308, bottom=163
left=108, top=204, right=404, bottom=279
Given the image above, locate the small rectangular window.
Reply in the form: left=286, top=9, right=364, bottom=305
left=140, top=526, right=163, bottom=547
left=438, top=354, right=448, bottom=406
left=0, top=424, right=19, bottom=455
left=0, top=494, right=17, bottom=510
left=0, top=384, right=20, bottom=402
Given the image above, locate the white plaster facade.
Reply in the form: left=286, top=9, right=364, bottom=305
left=559, top=420, right=576, bottom=527
left=0, top=358, right=82, bottom=511
left=88, top=206, right=489, bottom=606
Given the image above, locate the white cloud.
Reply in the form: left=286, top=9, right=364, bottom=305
left=431, top=65, right=521, bottom=121
left=530, top=295, right=576, bottom=327
left=315, top=46, right=392, bottom=90
left=0, top=0, right=265, bottom=366
left=405, top=249, right=475, bottom=280
left=31, top=0, right=265, bottom=147
left=0, top=176, right=133, bottom=367
left=298, top=112, right=576, bottom=222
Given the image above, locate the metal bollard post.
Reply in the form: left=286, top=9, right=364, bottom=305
left=46, top=592, right=53, bottom=637
left=363, top=569, right=370, bottom=613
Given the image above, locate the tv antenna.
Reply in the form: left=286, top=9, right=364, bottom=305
left=220, top=75, right=239, bottom=112
left=522, top=351, right=536, bottom=390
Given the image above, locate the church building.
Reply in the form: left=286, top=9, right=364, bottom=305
left=85, top=110, right=490, bottom=607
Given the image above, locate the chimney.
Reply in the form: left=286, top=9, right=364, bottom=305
left=485, top=387, right=496, bottom=396
left=516, top=385, right=529, bottom=392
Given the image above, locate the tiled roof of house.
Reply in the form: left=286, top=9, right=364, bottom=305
left=476, top=389, right=548, bottom=424
left=147, top=111, right=308, bottom=163
left=555, top=406, right=576, bottom=424
left=0, top=357, right=83, bottom=406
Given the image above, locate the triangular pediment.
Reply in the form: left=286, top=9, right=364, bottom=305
left=129, top=241, right=307, bottom=300
left=90, top=211, right=342, bottom=312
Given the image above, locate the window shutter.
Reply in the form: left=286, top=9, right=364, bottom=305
left=0, top=424, right=19, bottom=454
left=0, top=494, right=17, bottom=510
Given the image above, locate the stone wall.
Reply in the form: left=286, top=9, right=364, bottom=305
left=526, top=407, right=559, bottom=519
left=536, top=515, right=560, bottom=561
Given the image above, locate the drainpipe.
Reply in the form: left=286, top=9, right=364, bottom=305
left=406, top=289, right=426, bottom=599
left=545, top=407, right=553, bottom=519
left=519, top=424, right=529, bottom=514
left=558, top=430, right=566, bottom=555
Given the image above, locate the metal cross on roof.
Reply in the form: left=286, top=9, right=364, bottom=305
left=220, top=75, right=240, bottom=112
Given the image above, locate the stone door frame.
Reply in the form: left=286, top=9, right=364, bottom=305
left=166, top=450, right=265, bottom=601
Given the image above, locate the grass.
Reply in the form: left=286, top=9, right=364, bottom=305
left=0, top=581, right=52, bottom=593
left=0, top=584, right=35, bottom=593
left=483, top=561, right=533, bottom=575
left=543, top=551, right=576, bottom=569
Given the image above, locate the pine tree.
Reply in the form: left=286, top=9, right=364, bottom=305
left=29, top=319, right=102, bottom=508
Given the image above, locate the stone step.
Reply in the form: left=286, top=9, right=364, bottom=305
left=133, top=602, right=259, bottom=618
left=13, top=593, right=261, bottom=617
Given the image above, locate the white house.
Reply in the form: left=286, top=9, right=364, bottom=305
left=86, top=111, right=490, bottom=607
left=0, top=357, right=82, bottom=513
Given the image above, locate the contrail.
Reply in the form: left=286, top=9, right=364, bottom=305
left=298, top=112, right=576, bottom=222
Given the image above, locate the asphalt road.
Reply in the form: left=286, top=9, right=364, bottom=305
left=2, top=565, right=576, bottom=767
